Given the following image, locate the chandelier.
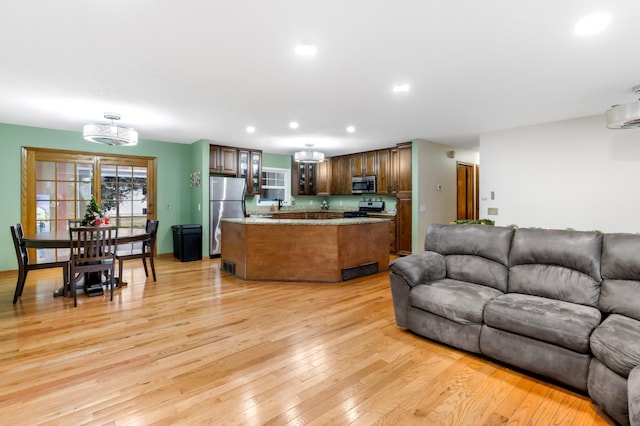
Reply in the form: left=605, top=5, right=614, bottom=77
left=294, top=144, right=325, bottom=163
left=83, top=113, right=139, bottom=146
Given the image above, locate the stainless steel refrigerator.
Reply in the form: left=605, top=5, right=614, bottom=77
left=210, top=176, right=246, bottom=257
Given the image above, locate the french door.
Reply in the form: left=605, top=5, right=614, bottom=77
left=22, top=147, right=156, bottom=260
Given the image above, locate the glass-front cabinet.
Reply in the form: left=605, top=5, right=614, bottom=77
left=238, top=150, right=262, bottom=195
left=292, top=160, right=316, bottom=195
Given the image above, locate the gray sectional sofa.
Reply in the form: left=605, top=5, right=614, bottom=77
left=389, top=224, right=640, bottom=425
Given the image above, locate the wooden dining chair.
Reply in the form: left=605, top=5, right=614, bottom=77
left=116, top=220, right=159, bottom=282
left=10, top=224, right=70, bottom=304
left=69, top=226, right=118, bottom=307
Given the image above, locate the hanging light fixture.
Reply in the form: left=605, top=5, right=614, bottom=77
left=294, top=143, right=325, bottom=163
left=606, top=85, right=640, bottom=129
left=83, top=113, right=139, bottom=146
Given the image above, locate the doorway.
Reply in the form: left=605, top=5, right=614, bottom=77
left=456, top=162, right=477, bottom=220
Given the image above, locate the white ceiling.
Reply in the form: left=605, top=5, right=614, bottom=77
left=1, top=1, right=639, bottom=156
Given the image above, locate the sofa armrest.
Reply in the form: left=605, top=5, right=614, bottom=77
left=630, top=365, right=640, bottom=426
left=389, top=251, right=446, bottom=287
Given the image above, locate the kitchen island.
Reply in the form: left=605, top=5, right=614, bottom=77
left=221, top=217, right=390, bottom=282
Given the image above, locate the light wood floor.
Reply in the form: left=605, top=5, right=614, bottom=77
left=0, top=255, right=615, bottom=425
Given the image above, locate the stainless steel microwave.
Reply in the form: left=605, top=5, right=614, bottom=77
left=352, top=176, right=376, bottom=194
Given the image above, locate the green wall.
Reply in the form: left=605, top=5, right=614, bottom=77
left=0, top=122, right=193, bottom=271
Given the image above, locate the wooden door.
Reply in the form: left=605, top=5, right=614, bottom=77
left=456, top=162, right=476, bottom=220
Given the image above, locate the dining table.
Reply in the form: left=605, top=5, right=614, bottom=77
left=23, top=227, right=150, bottom=298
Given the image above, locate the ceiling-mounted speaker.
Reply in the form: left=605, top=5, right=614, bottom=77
left=446, top=150, right=456, bottom=158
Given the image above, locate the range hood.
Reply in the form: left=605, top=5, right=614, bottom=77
left=606, top=85, right=640, bottom=129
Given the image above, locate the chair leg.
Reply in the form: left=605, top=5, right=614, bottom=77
left=62, top=264, right=69, bottom=297
left=118, top=259, right=124, bottom=285
left=141, top=257, right=149, bottom=278
left=149, top=255, right=156, bottom=282
left=109, top=266, right=114, bottom=301
left=72, top=272, right=77, bottom=308
left=13, top=268, right=27, bottom=304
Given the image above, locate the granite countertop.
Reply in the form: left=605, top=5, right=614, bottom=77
left=246, top=209, right=396, bottom=217
left=223, top=217, right=391, bottom=226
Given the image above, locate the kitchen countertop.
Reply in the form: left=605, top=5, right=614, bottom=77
left=223, top=217, right=391, bottom=226
left=246, top=209, right=396, bottom=217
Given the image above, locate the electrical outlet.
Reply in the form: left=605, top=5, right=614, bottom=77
left=167, top=204, right=173, bottom=211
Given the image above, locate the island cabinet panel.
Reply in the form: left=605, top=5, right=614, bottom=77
left=369, top=214, right=396, bottom=253
left=220, top=219, right=247, bottom=278
left=221, top=219, right=389, bottom=282
left=246, top=224, right=339, bottom=282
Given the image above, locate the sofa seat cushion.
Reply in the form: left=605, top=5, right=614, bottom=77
left=409, top=279, right=503, bottom=325
left=591, top=314, right=640, bottom=378
left=484, top=293, right=601, bottom=353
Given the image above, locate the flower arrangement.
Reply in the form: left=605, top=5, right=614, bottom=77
left=83, top=196, right=105, bottom=226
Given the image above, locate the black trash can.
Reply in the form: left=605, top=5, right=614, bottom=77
left=171, top=224, right=202, bottom=262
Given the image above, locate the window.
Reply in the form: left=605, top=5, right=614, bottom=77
left=257, top=167, right=290, bottom=206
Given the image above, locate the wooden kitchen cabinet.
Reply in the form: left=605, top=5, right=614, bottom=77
left=210, top=145, right=238, bottom=175
left=292, top=160, right=317, bottom=195
left=395, top=193, right=412, bottom=255
left=397, top=142, right=412, bottom=193
left=238, top=150, right=262, bottom=195
left=315, top=160, right=331, bottom=195
left=377, top=148, right=398, bottom=194
left=395, top=142, right=412, bottom=255
left=351, top=151, right=377, bottom=177
left=330, top=156, right=352, bottom=195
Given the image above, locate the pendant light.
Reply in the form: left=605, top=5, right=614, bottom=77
left=83, top=113, right=139, bottom=146
left=294, top=144, right=325, bottom=163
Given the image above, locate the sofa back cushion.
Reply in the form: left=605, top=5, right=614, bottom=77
left=425, top=224, right=514, bottom=292
left=509, top=228, right=602, bottom=307
left=600, top=233, right=640, bottom=321
left=425, top=224, right=514, bottom=265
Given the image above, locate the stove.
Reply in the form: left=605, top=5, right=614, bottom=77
left=358, top=200, right=385, bottom=213
left=343, top=200, right=385, bottom=218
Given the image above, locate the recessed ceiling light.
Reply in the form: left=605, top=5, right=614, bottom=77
left=346, top=126, right=356, bottom=133
left=574, top=13, right=611, bottom=36
left=295, top=44, right=317, bottom=56
left=392, top=83, right=410, bottom=93
left=289, top=121, right=299, bottom=129
left=246, top=126, right=255, bottom=134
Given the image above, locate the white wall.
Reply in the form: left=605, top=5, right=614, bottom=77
left=479, top=114, right=640, bottom=232
left=414, top=139, right=480, bottom=251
